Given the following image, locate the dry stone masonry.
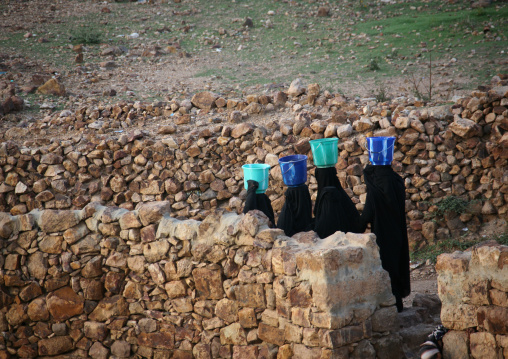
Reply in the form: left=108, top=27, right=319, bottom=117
left=1, top=83, right=507, bottom=252
left=0, top=204, right=405, bottom=358
left=436, top=242, right=508, bottom=358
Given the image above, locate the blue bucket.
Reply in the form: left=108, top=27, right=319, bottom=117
left=242, top=164, right=270, bottom=193
left=366, top=136, right=396, bottom=165
left=310, top=138, right=338, bottom=168
left=278, top=155, right=307, bottom=187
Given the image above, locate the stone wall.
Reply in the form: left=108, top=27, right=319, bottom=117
left=0, top=203, right=405, bottom=358
left=0, top=85, right=507, bottom=251
left=436, top=243, right=508, bottom=358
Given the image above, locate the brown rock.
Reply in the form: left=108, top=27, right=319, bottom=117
left=111, top=341, right=131, bottom=358
left=317, top=6, right=330, bottom=16
left=288, top=78, right=306, bottom=97
left=220, top=323, right=247, bottom=345
left=449, top=117, right=481, bottom=138
left=84, top=321, right=108, bottom=341
left=470, top=332, right=498, bottom=359
left=39, top=210, right=80, bottom=232
left=89, top=342, right=109, bottom=359
left=27, top=297, right=49, bottom=321
left=37, top=78, right=66, bottom=96
left=165, top=280, right=187, bottom=299
left=38, top=336, right=73, bottom=356
left=138, top=332, right=175, bottom=349
left=238, top=307, right=257, bottom=328
left=191, top=91, right=218, bottom=110
left=477, top=306, right=508, bottom=334
left=39, top=235, right=63, bottom=253
left=89, top=295, right=128, bottom=322
left=63, top=223, right=90, bottom=244
left=231, top=123, right=254, bottom=138
left=235, top=284, right=266, bottom=308
left=82, top=256, right=103, bottom=278
left=442, top=331, right=469, bottom=359
left=398, top=129, right=420, bottom=145
left=192, top=267, right=224, bottom=300
left=6, top=304, right=28, bottom=326
left=274, top=91, right=288, bottom=106
left=215, top=298, right=239, bottom=323
left=19, top=282, right=42, bottom=302
left=27, top=252, right=48, bottom=280
left=138, top=201, right=171, bottom=226
left=294, top=138, right=311, bottom=154
left=0, top=213, right=14, bottom=239
left=46, top=287, right=84, bottom=321
left=258, top=323, right=285, bottom=346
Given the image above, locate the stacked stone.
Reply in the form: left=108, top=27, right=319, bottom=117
left=0, top=203, right=405, bottom=358
left=436, top=242, right=508, bottom=358
left=0, top=85, right=507, bottom=249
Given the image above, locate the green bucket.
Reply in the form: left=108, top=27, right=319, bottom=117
left=242, top=164, right=270, bottom=193
left=310, top=138, right=339, bottom=168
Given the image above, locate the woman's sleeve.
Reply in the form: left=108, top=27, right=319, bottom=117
left=357, top=192, right=374, bottom=232
left=243, top=180, right=259, bottom=214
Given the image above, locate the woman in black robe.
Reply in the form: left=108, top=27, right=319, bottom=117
left=243, top=180, right=275, bottom=227
left=313, top=167, right=361, bottom=238
left=358, top=165, right=411, bottom=312
left=276, top=184, right=313, bottom=237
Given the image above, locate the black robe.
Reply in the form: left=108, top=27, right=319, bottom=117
left=277, top=184, right=313, bottom=237
left=313, top=167, right=361, bottom=238
left=243, top=180, right=275, bottom=227
left=359, top=165, right=411, bottom=301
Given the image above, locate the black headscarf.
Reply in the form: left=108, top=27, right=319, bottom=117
left=277, top=184, right=313, bottom=237
left=313, top=167, right=361, bottom=238
left=359, top=165, right=411, bottom=302
left=243, top=180, right=275, bottom=227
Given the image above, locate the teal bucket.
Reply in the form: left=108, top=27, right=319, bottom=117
left=242, top=164, right=270, bottom=193
left=366, top=136, right=396, bottom=165
left=310, top=138, right=339, bottom=168
left=278, top=155, right=308, bottom=187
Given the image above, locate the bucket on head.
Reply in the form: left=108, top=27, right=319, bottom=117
left=242, top=164, right=270, bottom=193
left=278, top=155, right=308, bottom=187
left=310, top=138, right=339, bottom=168
left=366, top=136, right=396, bottom=165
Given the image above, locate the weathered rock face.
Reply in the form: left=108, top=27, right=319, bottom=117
left=0, top=206, right=404, bottom=358
left=437, top=242, right=508, bottom=357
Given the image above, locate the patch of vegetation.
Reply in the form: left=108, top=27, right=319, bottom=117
left=373, top=82, right=390, bottom=102
left=69, top=25, right=103, bottom=45
left=367, top=57, right=381, bottom=71
left=1, top=0, right=506, bottom=97
left=425, top=196, right=474, bottom=220
left=411, top=230, right=508, bottom=264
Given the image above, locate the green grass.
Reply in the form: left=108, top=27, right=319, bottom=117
left=411, top=231, right=508, bottom=264
left=0, top=0, right=506, bottom=97
left=425, top=195, right=478, bottom=220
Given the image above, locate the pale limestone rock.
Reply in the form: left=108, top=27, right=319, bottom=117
left=143, top=240, right=169, bottom=263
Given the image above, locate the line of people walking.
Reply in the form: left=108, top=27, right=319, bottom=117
left=242, top=136, right=410, bottom=312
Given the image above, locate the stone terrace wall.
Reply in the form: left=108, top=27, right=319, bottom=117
left=0, top=85, right=507, bottom=252
left=0, top=203, right=405, bottom=358
left=436, top=243, right=508, bottom=359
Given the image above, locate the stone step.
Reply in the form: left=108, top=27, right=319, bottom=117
left=398, top=306, right=429, bottom=328
left=399, top=323, right=437, bottom=356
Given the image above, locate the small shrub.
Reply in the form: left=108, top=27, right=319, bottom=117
left=70, top=25, right=102, bottom=45
left=374, top=83, right=390, bottom=102
left=367, top=57, right=380, bottom=71
left=425, top=195, right=473, bottom=220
